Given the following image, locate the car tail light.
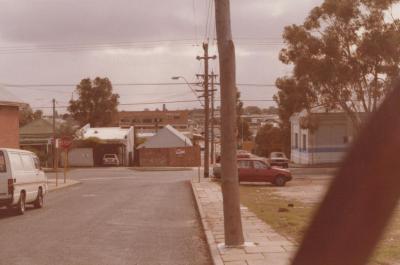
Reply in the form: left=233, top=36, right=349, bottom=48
left=7, top=178, right=14, bottom=195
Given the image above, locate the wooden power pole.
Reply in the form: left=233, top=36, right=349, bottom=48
left=210, top=71, right=217, bottom=165
left=197, top=43, right=216, bottom=178
left=214, top=0, right=245, bottom=246
left=52, top=98, right=56, bottom=169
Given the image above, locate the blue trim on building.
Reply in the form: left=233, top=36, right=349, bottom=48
left=292, top=146, right=348, bottom=153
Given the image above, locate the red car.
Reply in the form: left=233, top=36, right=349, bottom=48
left=213, top=158, right=292, bottom=186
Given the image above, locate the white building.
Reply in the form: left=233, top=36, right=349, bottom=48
left=290, top=108, right=358, bottom=165
left=76, top=124, right=135, bottom=166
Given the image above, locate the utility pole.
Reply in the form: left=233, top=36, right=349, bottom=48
left=214, top=0, right=245, bottom=246
left=52, top=98, right=56, bottom=169
left=197, top=72, right=218, bottom=165
left=210, top=71, right=217, bottom=165
left=197, top=43, right=216, bottom=178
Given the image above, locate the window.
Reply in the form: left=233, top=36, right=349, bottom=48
left=0, top=151, right=6, bottom=172
left=295, top=133, right=299, bottom=149
left=303, top=134, right=307, bottom=150
left=21, top=154, right=36, bottom=171
left=173, top=115, right=180, bottom=120
left=9, top=153, right=24, bottom=171
left=253, top=161, right=268, bottom=169
left=238, top=160, right=252, bottom=169
left=343, top=136, right=349, bottom=144
left=142, top=118, right=152, bottom=123
left=33, top=157, right=41, bottom=170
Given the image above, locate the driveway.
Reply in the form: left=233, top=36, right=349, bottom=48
left=0, top=168, right=211, bottom=265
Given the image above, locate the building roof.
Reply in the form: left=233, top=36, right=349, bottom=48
left=138, top=124, right=193, bottom=149
left=0, top=86, right=25, bottom=107
left=20, top=118, right=65, bottom=136
left=81, top=125, right=131, bottom=141
left=290, top=106, right=346, bottom=121
left=137, top=132, right=156, bottom=138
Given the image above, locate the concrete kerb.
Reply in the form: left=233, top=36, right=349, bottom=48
left=190, top=180, right=225, bottom=265
left=131, top=167, right=196, bottom=172
left=47, top=179, right=81, bottom=192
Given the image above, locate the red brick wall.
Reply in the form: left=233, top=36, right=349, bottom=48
left=139, top=146, right=201, bottom=167
left=0, top=106, right=19, bottom=148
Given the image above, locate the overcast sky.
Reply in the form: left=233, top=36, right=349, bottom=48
left=0, top=0, right=323, bottom=113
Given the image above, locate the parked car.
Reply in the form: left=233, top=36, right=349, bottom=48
left=269, top=152, right=289, bottom=168
left=216, top=150, right=255, bottom=163
left=102, top=154, right=120, bottom=166
left=212, top=157, right=292, bottom=186
left=0, top=148, right=47, bottom=214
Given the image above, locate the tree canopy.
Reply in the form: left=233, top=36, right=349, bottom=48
left=277, top=0, right=400, bottom=128
left=244, top=106, right=262, bottom=115
left=68, top=77, right=119, bottom=127
left=255, top=124, right=284, bottom=157
left=236, top=92, right=252, bottom=143
left=19, top=106, right=45, bottom=127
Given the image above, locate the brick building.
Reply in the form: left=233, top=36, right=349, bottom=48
left=118, top=109, right=190, bottom=133
left=0, top=87, right=24, bottom=148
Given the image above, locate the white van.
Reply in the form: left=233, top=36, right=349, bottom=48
left=0, top=148, right=47, bottom=214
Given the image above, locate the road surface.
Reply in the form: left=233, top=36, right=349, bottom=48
left=0, top=168, right=211, bottom=265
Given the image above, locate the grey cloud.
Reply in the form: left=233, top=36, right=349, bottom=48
left=0, top=0, right=323, bottom=45
left=0, top=0, right=198, bottom=44
left=0, top=0, right=324, bottom=112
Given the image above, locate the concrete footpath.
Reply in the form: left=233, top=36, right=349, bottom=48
left=192, top=179, right=297, bottom=265
left=47, top=179, right=81, bottom=192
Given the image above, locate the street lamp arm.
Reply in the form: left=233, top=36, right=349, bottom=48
left=171, top=76, right=204, bottom=107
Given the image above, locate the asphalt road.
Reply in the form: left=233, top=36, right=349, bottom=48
left=0, top=168, right=211, bottom=265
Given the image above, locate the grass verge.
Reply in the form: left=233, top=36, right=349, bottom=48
left=239, top=185, right=400, bottom=265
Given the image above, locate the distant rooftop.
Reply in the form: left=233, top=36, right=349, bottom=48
left=0, top=86, right=24, bottom=107
left=81, top=125, right=132, bottom=141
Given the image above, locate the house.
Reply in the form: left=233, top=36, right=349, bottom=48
left=290, top=107, right=358, bottom=165
left=138, top=125, right=193, bottom=149
left=74, top=124, right=135, bottom=166
left=20, top=118, right=70, bottom=166
left=0, top=86, right=25, bottom=148
left=118, top=109, right=190, bottom=133
left=137, top=125, right=200, bottom=167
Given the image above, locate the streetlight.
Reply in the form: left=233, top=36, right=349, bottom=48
left=171, top=76, right=204, bottom=107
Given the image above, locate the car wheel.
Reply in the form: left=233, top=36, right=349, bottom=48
left=274, top=175, right=286, bottom=187
left=34, top=188, right=44, bottom=209
left=17, top=191, right=26, bottom=215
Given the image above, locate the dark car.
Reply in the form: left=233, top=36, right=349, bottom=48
left=215, top=150, right=254, bottom=163
left=269, top=152, right=289, bottom=168
left=213, top=158, right=292, bottom=186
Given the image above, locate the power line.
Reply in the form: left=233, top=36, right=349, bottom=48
left=4, top=82, right=276, bottom=88
left=0, top=38, right=284, bottom=54
left=31, top=98, right=275, bottom=109
left=204, top=0, right=213, bottom=41
left=192, top=0, right=199, bottom=45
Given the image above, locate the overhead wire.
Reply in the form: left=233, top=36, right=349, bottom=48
left=31, top=98, right=276, bottom=109
left=192, top=0, right=199, bottom=45
left=0, top=38, right=284, bottom=54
